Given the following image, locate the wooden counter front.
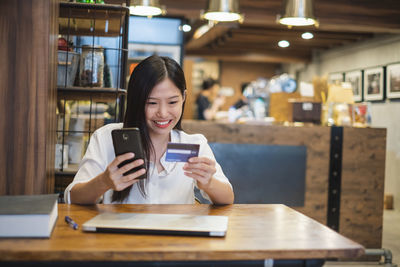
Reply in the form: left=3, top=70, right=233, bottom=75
left=182, top=120, right=386, bottom=250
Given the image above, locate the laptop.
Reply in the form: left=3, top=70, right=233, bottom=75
left=82, top=212, right=228, bottom=237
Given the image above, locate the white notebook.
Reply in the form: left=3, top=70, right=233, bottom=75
left=82, top=212, right=228, bottom=237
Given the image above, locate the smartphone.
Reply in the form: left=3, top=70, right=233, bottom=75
left=111, top=128, right=146, bottom=179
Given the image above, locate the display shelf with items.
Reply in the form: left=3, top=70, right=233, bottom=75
left=55, top=1, right=129, bottom=200
left=59, top=2, right=127, bottom=37
left=57, top=2, right=129, bottom=96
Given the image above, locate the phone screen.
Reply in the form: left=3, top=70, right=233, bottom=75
left=111, top=128, right=146, bottom=179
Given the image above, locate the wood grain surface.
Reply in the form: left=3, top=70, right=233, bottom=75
left=181, top=121, right=386, bottom=251
left=0, top=0, right=58, bottom=195
left=0, top=204, right=364, bottom=261
left=340, top=127, right=386, bottom=249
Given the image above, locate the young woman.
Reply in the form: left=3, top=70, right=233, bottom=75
left=64, top=55, right=234, bottom=205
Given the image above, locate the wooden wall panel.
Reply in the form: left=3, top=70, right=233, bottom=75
left=182, top=120, right=386, bottom=250
left=0, top=0, right=58, bottom=195
left=341, top=127, right=386, bottom=249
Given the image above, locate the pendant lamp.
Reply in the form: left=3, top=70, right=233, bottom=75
left=278, top=0, right=318, bottom=27
left=203, top=0, right=243, bottom=22
left=130, top=0, right=163, bottom=17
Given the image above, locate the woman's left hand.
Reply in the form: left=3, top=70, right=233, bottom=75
left=183, top=157, right=216, bottom=190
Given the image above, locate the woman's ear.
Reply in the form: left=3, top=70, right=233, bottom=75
left=183, top=90, right=187, bottom=102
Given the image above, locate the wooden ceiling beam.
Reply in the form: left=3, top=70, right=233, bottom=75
left=238, top=15, right=400, bottom=34
left=187, top=47, right=312, bottom=58
left=233, top=27, right=374, bottom=41
left=185, top=50, right=310, bottom=64
left=315, top=0, right=400, bottom=33
left=185, top=24, right=235, bottom=50
left=228, top=35, right=354, bottom=47
left=189, top=46, right=312, bottom=53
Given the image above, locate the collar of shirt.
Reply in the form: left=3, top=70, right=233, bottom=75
left=149, top=130, right=180, bottom=177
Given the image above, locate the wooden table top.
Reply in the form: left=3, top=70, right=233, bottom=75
left=0, top=204, right=364, bottom=261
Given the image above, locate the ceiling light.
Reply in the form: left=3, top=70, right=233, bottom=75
left=278, top=40, right=290, bottom=48
left=203, top=0, right=243, bottom=22
left=301, top=32, right=314, bottom=39
left=181, top=24, right=192, bottom=32
left=278, top=0, right=318, bottom=27
left=129, top=0, right=163, bottom=17
left=193, top=24, right=211, bottom=39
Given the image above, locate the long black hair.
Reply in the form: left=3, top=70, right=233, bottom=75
left=112, top=55, right=187, bottom=202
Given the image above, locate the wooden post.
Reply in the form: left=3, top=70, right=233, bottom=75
left=0, top=0, right=58, bottom=195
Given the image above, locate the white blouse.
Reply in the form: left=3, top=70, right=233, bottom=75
left=64, top=123, right=231, bottom=204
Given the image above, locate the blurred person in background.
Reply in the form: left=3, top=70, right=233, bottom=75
left=232, top=82, right=249, bottom=110
left=196, top=78, right=225, bottom=120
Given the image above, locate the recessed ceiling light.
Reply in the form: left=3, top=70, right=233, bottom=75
left=302, top=32, right=314, bottom=39
left=278, top=40, right=290, bottom=48
left=181, top=24, right=192, bottom=32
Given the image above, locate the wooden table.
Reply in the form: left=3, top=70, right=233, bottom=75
left=0, top=204, right=364, bottom=265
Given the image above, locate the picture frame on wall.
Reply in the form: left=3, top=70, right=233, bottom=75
left=344, top=70, right=363, bottom=102
left=364, top=67, right=384, bottom=101
left=386, top=63, right=400, bottom=99
left=328, top=72, right=344, bottom=85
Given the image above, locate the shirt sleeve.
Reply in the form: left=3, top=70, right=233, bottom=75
left=195, top=134, right=232, bottom=203
left=63, top=130, right=108, bottom=204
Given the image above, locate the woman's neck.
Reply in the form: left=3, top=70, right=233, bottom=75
left=202, top=90, right=211, bottom=98
left=149, top=132, right=171, bottom=162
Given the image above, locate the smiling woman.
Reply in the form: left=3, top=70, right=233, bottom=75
left=64, top=55, right=234, bottom=205
left=145, top=79, right=185, bottom=133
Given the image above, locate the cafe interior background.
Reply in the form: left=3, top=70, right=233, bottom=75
left=1, top=0, right=400, bottom=265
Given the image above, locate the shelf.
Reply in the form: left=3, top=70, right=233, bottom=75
left=56, top=130, right=92, bottom=134
left=59, top=46, right=128, bottom=52
left=55, top=1, right=128, bottom=196
left=55, top=163, right=79, bottom=176
left=55, top=171, right=77, bottom=177
left=57, top=86, right=126, bottom=101
left=59, top=2, right=128, bottom=37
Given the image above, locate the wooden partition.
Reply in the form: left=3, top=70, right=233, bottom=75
left=182, top=120, right=386, bottom=250
left=0, top=0, right=58, bottom=195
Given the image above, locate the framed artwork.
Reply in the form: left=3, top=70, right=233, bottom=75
left=328, top=73, right=344, bottom=85
left=363, top=67, right=384, bottom=101
left=344, top=70, right=363, bottom=102
left=386, top=63, right=400, bottom=99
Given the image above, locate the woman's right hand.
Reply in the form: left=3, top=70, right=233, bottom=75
left=101, top=152, right=145, bottom=191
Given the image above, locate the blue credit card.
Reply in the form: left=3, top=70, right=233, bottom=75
left=165, top=143, right=200, bottom=162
